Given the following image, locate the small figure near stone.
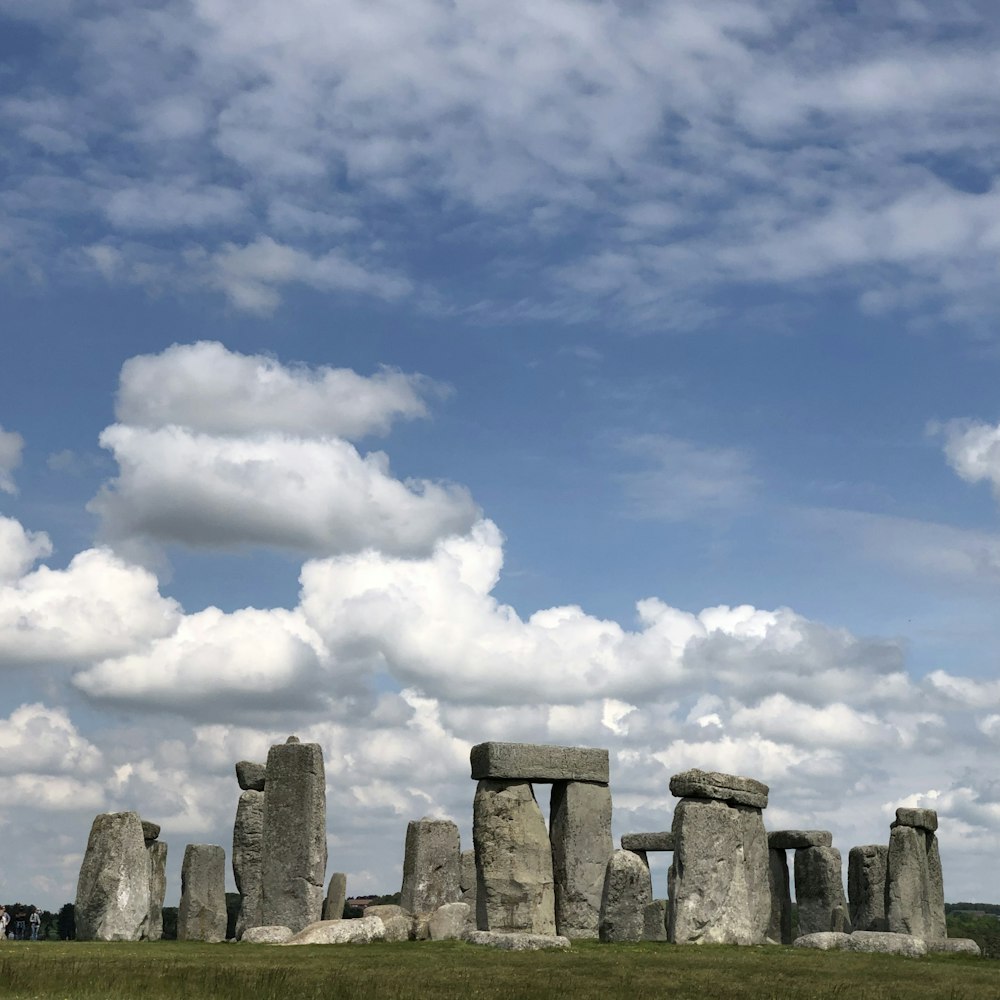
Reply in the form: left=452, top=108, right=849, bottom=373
left=177, top=844, right=227, bottom=943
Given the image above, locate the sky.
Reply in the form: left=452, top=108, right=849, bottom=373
left=3, top=0, right=1000, bottom=913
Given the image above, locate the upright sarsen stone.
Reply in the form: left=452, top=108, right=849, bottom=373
left=146, top=841, right=168, bottom=941
left=848, top=845, right=887, bottom=932
left=885, top=810, right=946, bottom=940
left=233, top=788, right=264, bottom=938
left=550, top=781, right=613, bottom=939
left=460, top=849, right=478, bottom=910
left=400, top=818, right=461, bottom=914
left=260, top=737, right=327, bottom=933
left=598, top=849, right=652, bottom=942
left=473, top=779, right=555, bottom=934
left=767, top=848, right=792, bottom=944
left=75, top=811, right=150, bottom=942
left=794, top=846, right=851, bottom=936
left=178, top=844, right=227, bottom=943
left=323, top=872, right=347, bottom=921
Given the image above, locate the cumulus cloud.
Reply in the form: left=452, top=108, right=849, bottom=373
left=0, top=704, right=103, bottom=776
left=0, top=516, right=53, bottom=582
left=938, top=418, right=1000, bottom=497
left=0, top=426, right=25, bottom=495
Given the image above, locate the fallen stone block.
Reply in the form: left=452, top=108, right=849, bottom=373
left=793, top=932, right=852, bottom=951
left=669, top=769, right=768, bottom=809
left=767, top=830, right=832, bottom=850
left=463, top=929, right=571, bottom=951
left=893, top=808, right=938, bottom=832
left=429, top=902, right=473, bottom=940
left=366, top=905, right=413, bottom=942
left=283, top=916, right=385, bottom=945
left=242, top=925, right=293, bottom=943
left=848, top=931, right=927, bottom=957
left=925, top=938, right=981, bottom=956
left=470, top=743, right=609, bottom=784
left=621, top=832, right=674, bottom=852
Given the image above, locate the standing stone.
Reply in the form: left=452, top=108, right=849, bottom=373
left=322, top=872, right=347, bottom=921
left=146, top=841, right=168, bottom=941
left=669, top=796, right=770, bottom=945
left=233, top=788, right=264, bottom=938
left=75, top=811, right=150, bottom=941
left=848, top=845, right=887, bottom=931
left=886, top=817, right=946, bottom=939
left=550, top=780, right=613, bottom=939
left=926, top=834, right=946, bottom=939
left=767, top=848, right=792, bottom=944
left=643, top=899, right=669, bottom=941
left=460, top=849, right=478, bottom=910
left=598, top=849, right=652, bottom=942
left=794, top=846, right=851, bottom=936
left=473, top=779, right=555, bottom=934
left=260, top=737, right=327, bottom=933
left=177, top=844, right=227, bottom=942
left=400, top=818, right=461, bottom=914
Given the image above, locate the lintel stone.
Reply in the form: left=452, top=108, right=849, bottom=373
left=892, top=808, right=937, bottom=832
left=767, top=830, right=832, bottom=850
left=621, top=832, right=674, bottom=852
left=236, top=761, right=266, bottom=791
left=470, top=742, right=608, bottom=784
left=669, top=769, right=768, bottom=809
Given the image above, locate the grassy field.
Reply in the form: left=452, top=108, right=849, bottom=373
left=0, top=940, right=995, bottom=1000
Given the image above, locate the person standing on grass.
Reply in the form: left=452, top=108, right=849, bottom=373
left=29, top=907, right=40, bottom=941
left=0, top=907, right=8, bottom=940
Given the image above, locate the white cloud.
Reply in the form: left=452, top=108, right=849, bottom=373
left=939, top=417, right=1000, bottom=497
left=0, top=426, right=25, bottom=495
left=0, top=704, right=103, bottom=776
left=0, top=516, right=53, bottom=582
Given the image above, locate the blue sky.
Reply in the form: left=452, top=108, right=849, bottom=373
left=3, top=0, right=1000, bottom=911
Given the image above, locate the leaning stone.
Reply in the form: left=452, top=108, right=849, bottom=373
left=400, top=818, right=461, bottom=914
left=893, top=808, right=938, bottom=832
left=793, top=932, right=851, bottom=951
left=429, top=902, right=473, bottom=940
left=233, top=788, right=264, bottom=938
left=598, top=849, right=652, bottom=943
left=463, top=929, right=571, bottom=950
left=669, top=798, right=770, bottom=945
left=470, top=742, right=609, bottom=784
left=550, top=780, right=613, bottom=939
left=322, top=872, right=347, bottom=921
left=847, top=931, right=927, bottom=957
left=621, top=832, right=675, bottom=852
left=283, top=916, right=385, bottom=945
left=178, top=844, right=228, bottom=943
left=643, top=899, right=668, bottom=942
left=669, top=769, right=768, bottom=809
left=75, top=811, right=150, bottom=942
left=767, top=848, right=792, bottom=944
left=141, top=820, right=161, bottom=843
left=848, top=845, right=887, bottom=931
left=767, top=830, right=832, bottom=850
left=146, top=841, right=168, bottom=941
left=794, top=846, right=851, bottom=936
left=473, top=779, right=555, bottom=934
left=366, top=906, right=413, bottom=943
left=460, top=849, right=478, bottom=909
left=925, top=938, right=981, bottom=956
left=242, top=925, right=293, bottom=944
left=236, top=760, right=266, bottom=791
left=260, top=739, right=327, bottom=933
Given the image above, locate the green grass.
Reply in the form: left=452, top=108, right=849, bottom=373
left=0, top=940, right=994, bottom=1000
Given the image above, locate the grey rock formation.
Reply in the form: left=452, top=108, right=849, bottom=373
left=283, top=916, right=385, bottom=945
left=236, top=760, right=266, bottom=791
left=886, top=820, right=946, bottom=939
left=793, top=931, right=852, bottom=951
left=473, top=779, right=556, bottom=934
left=75, top=811, right=150, bottom=942
left=894, top=807, right=938, bottom=832
left=794, top=846, right=851, bottom=936
left=848, top=844, right=887, bottom=931
left=550, top=780, right=613, bottom=939
left=366, top=904, right=413, bottom=942
left=429, top=901, right=473, bottom=940
left=322, top=872, right=347, bottom=921
left=460, top=849, right=478, bottom=909
left=767, top=830, right=832, bottom=850
left=242, top=925, right=293, bottom=943
left=470, top=742, right=609, bottom=784
left=926, top=938, right=981, bottom=955
left=260, top=738, right=327, bottom=933
left=767, top=848, right=792, bottom=944
left=141, top=820, right=161, bottom=843
left=233, top=788, right=264, bottom=938
left=621, top=832, right=674, bottom=852
left=643, top=899, right=668, bottom=941
left=847, top=930, right=927, bottom=957
left=669, top=797, right=770, bottom=945
left=400, top=817, right=461, bottom=914
left=463, top=929, right=571, bottom=950
left=598, top=849, right=652, bottom=943
left=668, top=769, right=768, bottom=809
left=146, top=841, right=168, bottom=941
left=926, top=835, right=946, bottom=938
left=177, top=844, right=227, bottom=943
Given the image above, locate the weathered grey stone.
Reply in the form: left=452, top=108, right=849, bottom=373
left=413, top=913, right=432, bottom=940
left=470, top=742, right=609, bottom=784
left=598, top=849, right=652, bottom=943
left=886, top=824, right=946, bottom=939
left=322, top=872, right=347, bottom=921
left=848, top=930, right=927, bottom=957
left=233, top=788, right=264, bottom=939
left=260, top=739, right=327, bottom=933
left=463, top=929, right=571, bottom=950
left=242, top=925, right=293, bottom=943
left=550, top=780, right=613, bottom=939
left=793, top=931, right=851, bottom=951
left=429, top=901, right=473, bottom=940
left=794, top=846, right=851, bottom=936
left=400, top=817, right=461, bottom=914
left=236, top=760, right=266, bottom=791
left=643, top=899, right=668, bottom=942
left=75, top=811, right=150, bottom=942
left=926, top=834, right=946, bottom=939
left=767, top=848, right=792, bottom=944
left=669, top=798, right=770, bottom=945
left=177, top=844, right=227, bottom=943
left=621, top=832, right=675, bottom=852
left=460, top=849, right=478, bottom=909
left=767, top=830, right=832, bottom=850
left=669, top=769, right=768, bottom=809
left=366, top=905, right=413, bottom=942
left=894, top=807, right=938, bottom=832
left=141, top=820, right=161, bottom=843
left=146, top=841, right=167, bottom=941
left=283, top=916, right=385, bottom=945
left=926, top=938, right=981, bottom=956
left=473, top=779, right=556, bottom=934
left=848, top=844, right=887, bottom=932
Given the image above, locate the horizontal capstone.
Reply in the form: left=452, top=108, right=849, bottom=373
left=767, top=830, right=832, bottom=850
left=892, top=807, right=937, bottom=832
left=470, top=743, right=609, bottom=784
left=621, top=832, right=674, bottom=852
left=669, top=769, right=768, bottom=809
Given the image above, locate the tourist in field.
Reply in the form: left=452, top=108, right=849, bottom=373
left=0, top=906, right=8, bottom=940
left=29, top=907, right=40, bottom=941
